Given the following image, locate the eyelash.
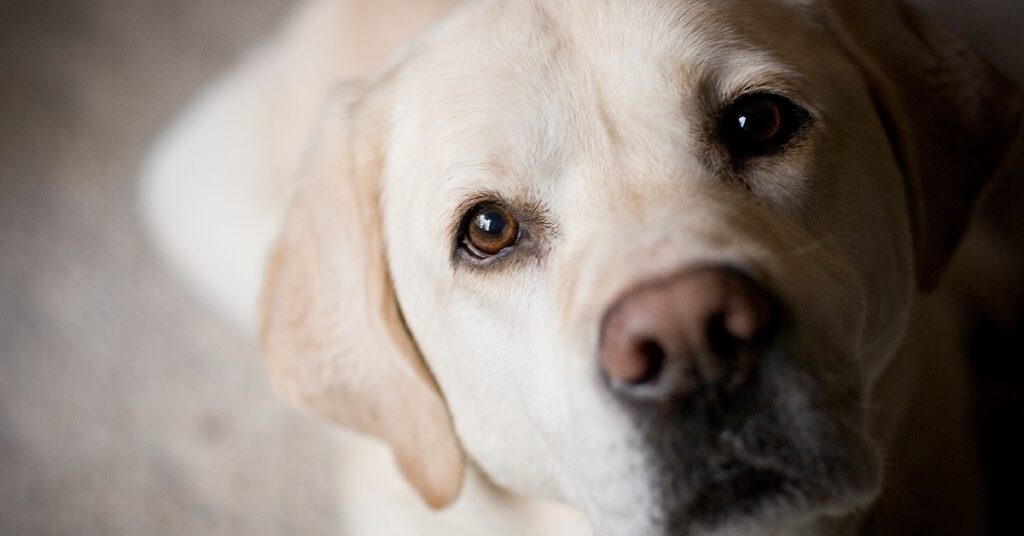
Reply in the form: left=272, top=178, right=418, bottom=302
left=450, top=197, right=554, bottom=268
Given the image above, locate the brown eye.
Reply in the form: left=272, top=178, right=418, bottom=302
left=719, top=93, right=806, bottom=158
left=462, top=203, right=520, bottom=258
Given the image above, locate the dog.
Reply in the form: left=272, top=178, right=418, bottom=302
left=141, top=0, right=1023, bottom=534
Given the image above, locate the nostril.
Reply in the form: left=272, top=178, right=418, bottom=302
left=629, top=338, right=666, bottom=385
left=601, top=331, right=669, bottom=387
left=706, top=313, right=740, bottom=359
left=723, top=293, right=771, bottom=343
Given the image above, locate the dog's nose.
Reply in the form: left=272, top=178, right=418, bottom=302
left=599, top=267, right=778, bottom=403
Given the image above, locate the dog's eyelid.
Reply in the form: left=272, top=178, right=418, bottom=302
left=448, top=194, right=554, bottom=270
left=718, top=75, right=820, bottom=119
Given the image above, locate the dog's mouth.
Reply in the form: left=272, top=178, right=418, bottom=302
left=601, top=350, right=879, bottom=535
left=687, top=460, right=793, bottom=524
left=642, top=400, right=878, bottom=534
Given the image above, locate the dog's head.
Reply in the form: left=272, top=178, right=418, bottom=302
left=260, top=0, right=1021, bottom=534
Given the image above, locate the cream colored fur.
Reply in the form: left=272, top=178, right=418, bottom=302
left=141, top=1, right=1022, bottom=534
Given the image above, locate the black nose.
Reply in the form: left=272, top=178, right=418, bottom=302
left=599, top=267, right=779, bottom=404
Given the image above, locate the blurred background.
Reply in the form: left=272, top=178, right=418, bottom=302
left=0, top=0, right=1022, bottom=535
left=0, top=1, right=340, bottom=534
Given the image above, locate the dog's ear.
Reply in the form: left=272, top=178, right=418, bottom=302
left=260, top=82, right=465, bottom=508
left=826, top=0, right=1023, bottom=290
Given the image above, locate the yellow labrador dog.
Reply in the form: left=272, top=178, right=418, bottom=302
left=142, top=0, right=1022, bottom=534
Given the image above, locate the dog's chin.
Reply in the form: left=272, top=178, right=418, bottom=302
left=656, top=422, right=882, bottom=536
left=611, top=391, right=884, bottom=535
left=579, top=428, right=880, bottom=536
left=681, top=459, right=873, bottom=535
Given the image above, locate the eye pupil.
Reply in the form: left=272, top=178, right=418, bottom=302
left=720, top=93, right=804, bottom=158
left=463, top=203, right=519, bottom=258
left=736, top=102, right=780, bottom=139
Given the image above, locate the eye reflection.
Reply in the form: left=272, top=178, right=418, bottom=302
left=475, top=211, right=505, bottom=234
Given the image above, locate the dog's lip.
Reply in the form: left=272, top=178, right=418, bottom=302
left=686, top=459, right=793, bottom=521
left=710, top=461, right=784, bottom=491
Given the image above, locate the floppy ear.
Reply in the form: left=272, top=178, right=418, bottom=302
left=826, top=0, right=1023, bottom=290
left=260, top=82, right=465, bottom=508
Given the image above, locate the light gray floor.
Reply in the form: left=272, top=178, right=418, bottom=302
left=1, top=1, right=1022, bottom=535
left=0, top=1, right=339, bottom=534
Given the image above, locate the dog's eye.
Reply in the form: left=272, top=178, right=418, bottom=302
left=719, top=93, right=806, bottom=158
left=462, top=203, right=520, bottom=258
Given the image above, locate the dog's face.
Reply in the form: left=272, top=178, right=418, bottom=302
left=261, top=0, right=1021, bottom=534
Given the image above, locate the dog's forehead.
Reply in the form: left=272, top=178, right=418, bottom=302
left=381, top=0, right=845, bottom=255
left=388, top=0, right=829, bottom=180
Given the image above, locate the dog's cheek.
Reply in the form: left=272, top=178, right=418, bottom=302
left=457, top=306, right=566, bottom=493
left=395, top=250, right=580, bottom=499
left=770, top=79, right=917, bottom=386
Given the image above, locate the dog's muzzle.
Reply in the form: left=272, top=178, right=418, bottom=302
left=595, top=265, right=873, bottom=531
